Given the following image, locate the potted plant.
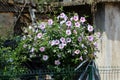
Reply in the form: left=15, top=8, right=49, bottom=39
left=12, top=12, right=100, bottom=79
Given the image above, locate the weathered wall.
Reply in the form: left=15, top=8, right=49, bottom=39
left=54, top=0, right=120, bottom=7
left=0, top=13, right=14, bottom=38
left=95, top=3, right=120, bottom=67
left=95, top=3, right=120, bottom=80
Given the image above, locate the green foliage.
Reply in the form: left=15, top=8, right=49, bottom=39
left=15, top=12, right=100, bottom=72
left=0, top=38, right=27, bottom=76
left=0, top=12, right=100, bottom=78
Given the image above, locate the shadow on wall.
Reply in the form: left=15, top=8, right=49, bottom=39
left=63, top=4, right=93, bottom=24
left=95, top=3, right=120, bottom=41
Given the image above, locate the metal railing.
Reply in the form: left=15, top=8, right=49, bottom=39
left=99, top=66, right=120, bottom=80
left=0, top=66, right=120, bottom=80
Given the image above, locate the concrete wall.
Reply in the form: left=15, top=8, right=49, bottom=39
left=95, top=3, right=120, bottom=80
left=95, top=3, right=120, bottom=67
left=0, top=13, right=14, bottom=39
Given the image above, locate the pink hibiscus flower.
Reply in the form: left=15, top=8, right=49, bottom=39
left=37, top=33, right=42, bottom=38
left=80, top=17, right=86, bottom=23
left=55, top=60, right=61, bottom=65
left=48, top=19, right=53, bottom=25
left=74, top=50, right=80, bottom=54
left=39, top=47, right=45, bottom=52
left=66, top=21, right=72, bottom=27
left=88, top=25, right=94, bottom=32
left=66, top=30, right=71, bottom=35
left=73, top=15, right=79, bottom=21
left=42, top=55, right=49, bottom=61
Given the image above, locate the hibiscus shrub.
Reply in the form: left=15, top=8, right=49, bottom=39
left=16, top=12, right=100, bottom=70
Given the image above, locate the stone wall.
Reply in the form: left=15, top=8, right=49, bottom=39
left=0, top=13, right=14, bottom=39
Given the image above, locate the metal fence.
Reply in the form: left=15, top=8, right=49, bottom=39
left=99, top=66, right=120, bottom=80
left=0, top=68, right=81, bottom=80
left=0, top=66, right=120, bottom=80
